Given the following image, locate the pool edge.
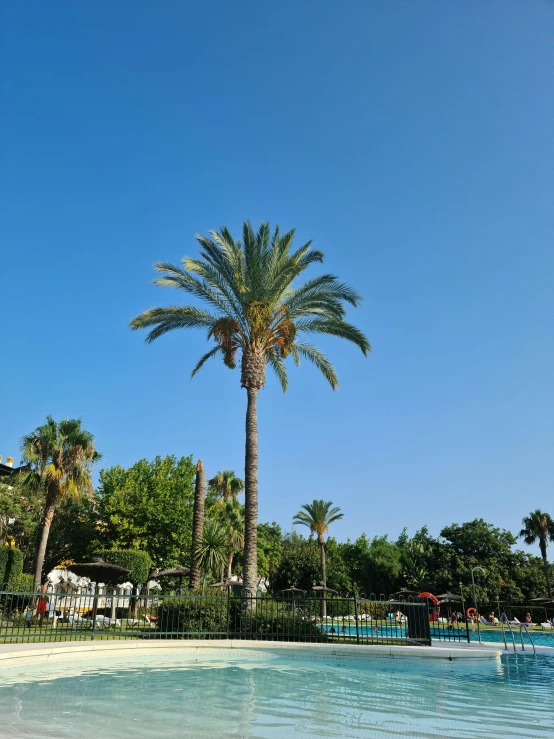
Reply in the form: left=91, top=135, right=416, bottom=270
left=0, top=639, right=502, bottom=663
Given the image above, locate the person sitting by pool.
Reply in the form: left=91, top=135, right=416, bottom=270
left=394, top=610, right=404, bottom=623
left=525, top=613, right=533, bottom=624
left=488, top=612, right=497, bottom=625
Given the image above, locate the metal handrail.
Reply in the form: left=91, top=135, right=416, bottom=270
left=519, top=624, right=536, bottom=656
left=501, top=613, right=517, bottom=653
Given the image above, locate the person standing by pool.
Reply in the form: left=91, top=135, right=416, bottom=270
left=36, top=596, right=48, bottom=627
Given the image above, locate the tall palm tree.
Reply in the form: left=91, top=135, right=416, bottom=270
left=20, top=415, right=100, bottom=590
left=130, top=221, right=370, bottom=598
left=293, top=500, right=344, bottom=591
left=208, top=470, right=245, bottom=504
left=190, top=460, right=206, bottom=591
left=520, top=509, right=554, bottom=596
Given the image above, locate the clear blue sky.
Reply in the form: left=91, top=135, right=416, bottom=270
left=1, top=2, right=552, bottom=554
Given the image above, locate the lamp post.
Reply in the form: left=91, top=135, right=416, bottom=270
left=460, top=581, right=470, bottom=643
left=471, top=566, right=485, bottom=644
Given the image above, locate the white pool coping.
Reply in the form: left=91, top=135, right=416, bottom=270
left=0, top=639, right=502, bottom=664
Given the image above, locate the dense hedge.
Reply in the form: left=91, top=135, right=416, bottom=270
left=0, top=548, right=24, bottom=590
left=12, top=573, right=34, bottom=592
left=94, top=549, right=152, bottom=585
left=157, top=596, right=228, bottom=635
left=156, top=596, right=324, bottom=640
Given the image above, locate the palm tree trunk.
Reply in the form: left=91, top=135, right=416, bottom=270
left=190, top=460, right=206, bottom=591
left=34, top=494, right=56, bottom=591
left=319, top=536, right=327, bottom=620
left=227, top=550, right=234, bottom=581
left=541, top=543, right=552, bottom=597
left=242, top=387, right=259, bottom=602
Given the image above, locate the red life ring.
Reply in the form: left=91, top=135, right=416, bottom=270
left=419, top=591, right=440, bottom=621
left=466, top=607, right=477, bottom=622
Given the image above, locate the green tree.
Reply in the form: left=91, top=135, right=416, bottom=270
left=95, top=455, right=196, bottom=569
left=20, top=415, right=100, bottom=589
left=269, top=533, right=351, bottom=594
left=256, top=522, right=283, bottom=580
left=209, top=499, right=245, bottom=580
left=190, top=460, right=206, bottom=591
left=130, top=221, right=370, bottom=597
left=208, top=470, right=244, bottom=504
left=438, top=519, right=536, bottom=603
left=293, top=500, right=344, bottom=598
left=197, top=520, right=229, bottom=583
left=520, top=509, right=554, bottom=597
left=363, top=536, right=403, bottom=595
left=42, top=495, right=97, bottom=574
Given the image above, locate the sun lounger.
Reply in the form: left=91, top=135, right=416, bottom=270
left=479, top=616, right=494, bottom=626
left=540, top=622, right=552, bottom=629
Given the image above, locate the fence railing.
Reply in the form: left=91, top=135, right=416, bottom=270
left=0, top=590, right=443, bottom=646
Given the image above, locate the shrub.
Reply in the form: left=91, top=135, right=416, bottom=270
left=12, top=573, right=34, bottom=592
left=0, top=548, right=24, bottom=590
left=157, top=596, right=228, bottom=635
left=156, top=595, right=325, bottom=641
left=94, top=549, right=152, bottom=586
left=236, top=610, right=324, bottom=640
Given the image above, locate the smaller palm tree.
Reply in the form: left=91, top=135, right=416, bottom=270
left=222, top=501, right=245, bottom=580
left=197, top=520, right=229, bottom=586
left=208, top=470, right=245, bottom=504
left=520, top=509, right=554, bottom=596
left=20, top=416, right=100, bottom=590
left=293, top=500, right=343, bottom=589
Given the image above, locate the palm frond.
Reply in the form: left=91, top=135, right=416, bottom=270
left=267, top=351, right=289, bottom=393
left=292, top=342, right=339, bottom=390
left=191, top=346, right=223, bottom=378
left=130, top=306, right=218, bottom=343
left=295, top=317, right=371, bottom=355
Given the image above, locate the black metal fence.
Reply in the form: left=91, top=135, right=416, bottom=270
left=0, top=590, right=446, bottom=646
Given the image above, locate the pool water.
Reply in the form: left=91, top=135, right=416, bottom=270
left=0, top=648, right=552, bottom=738
left=326, top=623, right=554, bottom=648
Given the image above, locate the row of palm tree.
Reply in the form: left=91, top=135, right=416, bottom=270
left=6, top=417, right=554, bottom=599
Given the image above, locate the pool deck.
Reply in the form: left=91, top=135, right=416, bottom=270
left=0, top=639, right=503, bottom=664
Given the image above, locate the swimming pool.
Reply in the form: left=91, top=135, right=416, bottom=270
left=325, top=623, right=554, bottom=648
left=0, top=646, right=552, bottom=738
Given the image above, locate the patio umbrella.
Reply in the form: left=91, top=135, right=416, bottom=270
left=312, top=585, right=337, bottom=593
left=66, top=559, right=131, bottom=626
left=437, top=592, right=463, bottom=602
left=529, top=597, right=554, bottom=621
left=151, top=566, right=190, bottom=593
left=281, top=587, right=307, bottom=596
left=67, top=558, right=131, bottom=585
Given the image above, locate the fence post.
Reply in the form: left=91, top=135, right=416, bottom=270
left=226, top=587, right=231, bottom=640
left=91, top=584, right=99, bottom=641
left=353, top=593, right=360, bottom=645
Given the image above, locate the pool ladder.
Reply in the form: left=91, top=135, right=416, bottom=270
left=499, top=613, right=536, bottom=655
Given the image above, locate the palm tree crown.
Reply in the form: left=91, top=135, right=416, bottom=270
left=208, top=470, right=245, bottom=503
left=293, top=500, right=344, bottom=543
left=21, top=416, right=99, bottom=499
left=520, top=509, right=554, bottom=596
left=130, top=221, right=370, bottom=391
